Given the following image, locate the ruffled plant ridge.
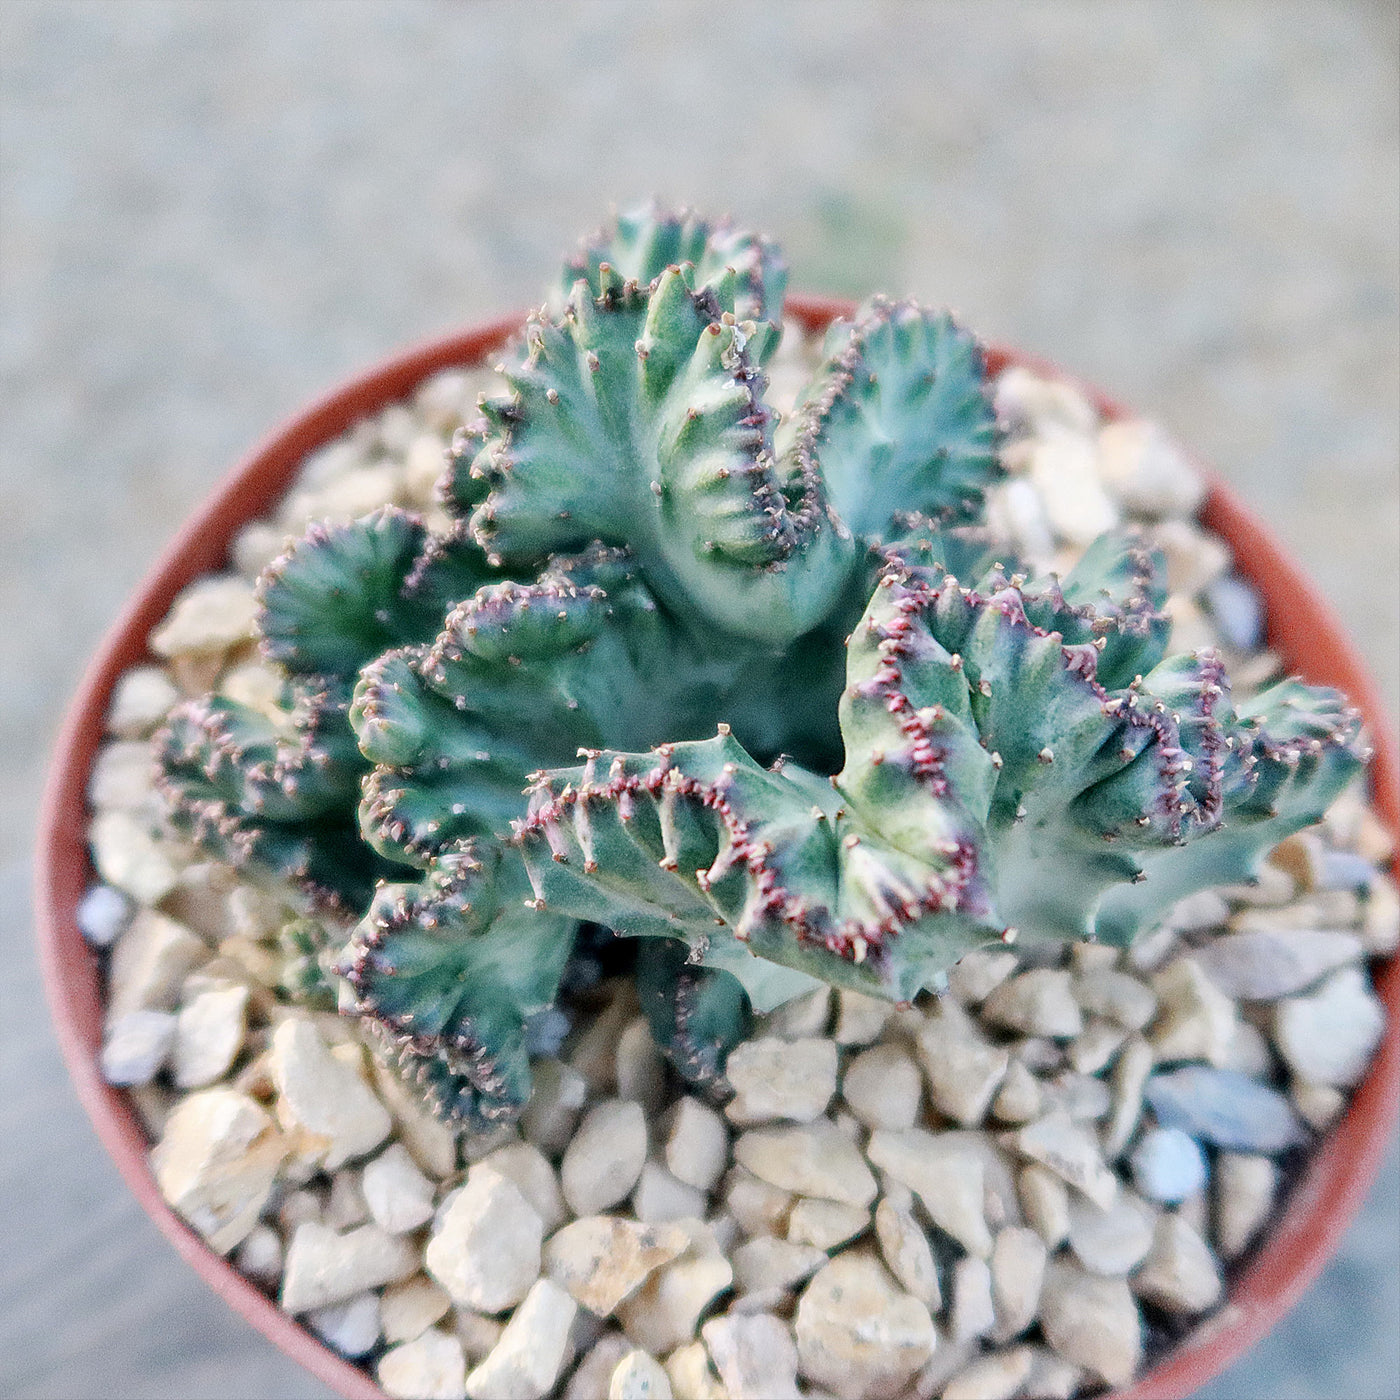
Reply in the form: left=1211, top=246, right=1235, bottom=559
left=156, top=205, right=1369, bottom=1128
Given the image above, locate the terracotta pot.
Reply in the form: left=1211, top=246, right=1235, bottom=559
left=36, top=297, right=1399, bottom=1400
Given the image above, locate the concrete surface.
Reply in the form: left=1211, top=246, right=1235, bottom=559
left=1, top=2, right=1395, bottom=1396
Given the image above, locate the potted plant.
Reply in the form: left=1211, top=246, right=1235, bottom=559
left=38, top=206, right=1398, bottom=1400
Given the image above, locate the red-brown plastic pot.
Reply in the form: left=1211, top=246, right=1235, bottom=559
left=36, top=297, right=1400, bottom=1400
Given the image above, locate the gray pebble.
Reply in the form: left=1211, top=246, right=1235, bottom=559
left=1144, top=1066, right=1305, bottom=1153
left=1204, top=574, right=1264, bottom=652
left=523, top=1006, right=573, bottom=1058
left=77, top=883, right=133, bottom=947
left=1129, top=1127, right=1208, bottom=1204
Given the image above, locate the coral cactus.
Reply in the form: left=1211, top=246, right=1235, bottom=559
left=155, top=204, right=1368, bottom=1128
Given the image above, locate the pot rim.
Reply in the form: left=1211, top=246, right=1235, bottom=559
left=34, top=296, right=1399, bottom=1400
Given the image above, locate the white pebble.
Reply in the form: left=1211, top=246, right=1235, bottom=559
left=363, top=1142, right=437, bottom=1235
left=101, top=1009, right=177, bottom=1086
left=307, top=1291, right=381, bottom=1358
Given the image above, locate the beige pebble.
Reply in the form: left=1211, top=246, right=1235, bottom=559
left=465, top=1278, right=577, bottom=1400
left=1213, top=1153, right=1277, bottom=1261
left=1038, top=1258, right=1142, bottom=1388
left=426, top=1164, right=543, bottom=1314
left=1065, top=1190, right=1157, bottom=1276
left=990, top=1059, right=1044, bottom=1125
left=950, top=1255, right=996, bottom=1342
left=732, top=1235, right=826, bottom=1295
left=1072, top=970, right=1157, bottom=1032
left=1007, top=1113, right=1117, bottom=1210
left=1131, top=1213, right=1223, bottom=1315
left=867, top=1128, right=992, bottom=1258
left=1273, top=966, right=1386, bottom=1087
left=617, top=1219, right=733, bottom=1356
left=941, top=1345, right=1035, bottom=1400
left=1066, top=1018, right=1128, bottom=1076
left=1151, top=517, right=1231, bottom=596
left=88, top=739, right=160, bottom=812
left=842, top=1042, right=923, bottom=1130
left=989, top=1225, right=1047, bottom=1341
left=833, top=989, right=893, bottom=1045
left=269, top=1018, right=391, bottom=1171
left=982, top=970, right=1083, bottom=1039
left=795, top=1251, right=936, bottom=1400
left=786, top=1196, right=871, bottom=1251
left=381, top=1276, right=453, bottom=1345
left=544, top=1215, right=690, bottom=1316
left=362, top=1142, right=436, bottom=1235
left=616, top=1017, right=668, bottom=1115
left=1362, top=875, right=1400, bottom=954
left=325, top=1169, right=370, bottom=1231
left=173, top=982, right=248, bottom=1089
left=565, top=1335, right=634, bottom=1400
left=724, top=1037, right=838, bottom=1125
left=874, top=1198, right=940, bottom=1308
left=455, top=1310, right=505, bottom=1362
left=570, top=982, right=641, bottom=1094
left=1102, top=1033, right=1155, bottom=1159
left=733, top=1121, right=876, bottom=1207
left=662, top=1341, right=726, bottom=1400
left=633, top=1161, right=708, bottom=1224
left=1148, top=957, right=1239, bottom=1066
left=609, top=1349, right=673, bottom=1400
left=107, top=909, right=208, bottom=1021
left=563, top=1099, right=649, bottom=1216
left=1018, top=1164, right=1071, bottom=1250
left=152, top=1087, right=288, bottom=1254
left=369, top=1052, right=460, bottom=1180
left=281, top=1220, right=419, bottom=1313
left=1029, top=429, right=1121, bottom=546
left=756, top=986, right=831, bottom=1039
left=378, top=1327, right=467, bottom=1400
left=1291, top=1079, right=1347, bottom=1131
left=663, top=1097, right=730, bottom=1193
left=105, top=665, right=181, bottom=738
left=915, top=999, right=1009, bottom=1127
left=100, top=1009, right=176, bottom=1086
left=522, top=1058, right=589, bottom=1159
left=1096, top=418, right=1204, bottom=518
left=149, top=574, right=258, bottom=658
left=477, top=1140, right=566, bottom=1234
left=702, top=1313, right=801, bottom=1400
left=994, top=366, right=1099, bottom=437
left=722, top=1164, right=794, bottom=1238
left=1019, top=1346, right=1085, bottom=1400
left=948, top=950, right=1020, bottom=1006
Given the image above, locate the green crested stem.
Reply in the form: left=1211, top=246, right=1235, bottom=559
left=336, top=840, right=574, bottom=1127
left=777, top=297, right=1003, bottom=542
left=556, top=201, right=788, bottom=329
left=348, top=542, right=839, bottom=869
left=464, top=268, right=853, bottom=644
left=257, top=506, right=500, bottom=679
left=635, top=939, right=751, bottom=1096
left=156, top=679, right=411, bottom=910
left=517, top=532, right=1367, bottom=1003
left=277, top=916, right=343, bottom=1010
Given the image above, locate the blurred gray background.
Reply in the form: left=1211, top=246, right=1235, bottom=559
left=2, top=2, right=1396, bottom=1396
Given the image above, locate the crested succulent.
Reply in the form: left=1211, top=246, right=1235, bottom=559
left=155, top=203, right=1369, bottom=1130
left=518, top=529, right=1368, bottom=1006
